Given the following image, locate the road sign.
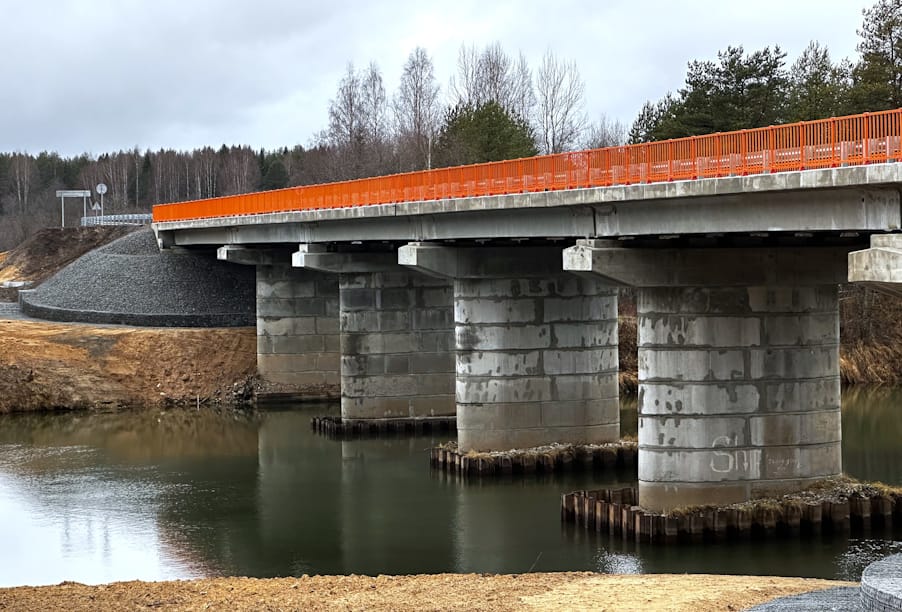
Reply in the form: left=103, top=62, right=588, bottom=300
left=96, top=183, right=108, bottom=195
left=91, top=202, right=101, bottom=211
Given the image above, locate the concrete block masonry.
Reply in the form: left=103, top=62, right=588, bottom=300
left=256, top=265, right=339, bottom=391
left=399, top=244, right=622, bottom=452
left=636, top=285, right=842, bottom=512
left=339, top=269, right=455, bottom=420
left=453, top=273, right=619, bottom=451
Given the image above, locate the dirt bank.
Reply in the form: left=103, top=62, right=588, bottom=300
left=0, top=226, right=135, bottom=302
left=0, top=573, right=853, bottom=612
left=0, top=318, right=256, bottom=412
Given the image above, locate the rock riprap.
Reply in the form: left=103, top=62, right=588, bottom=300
left=19, top=229, right=254, bottom=327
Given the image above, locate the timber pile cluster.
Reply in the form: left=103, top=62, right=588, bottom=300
left=311, top=415, right=455, bottom=438
left=430, top=440, right=638, bottom=477
left=562, top=479, right=902, bottom=545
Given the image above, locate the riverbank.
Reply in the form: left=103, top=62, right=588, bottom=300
left=0, top=573, right=854, bottom=611
left=0, top=317, right=256, bottom=412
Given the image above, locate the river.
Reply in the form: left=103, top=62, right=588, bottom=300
left=0, top=388, right=899, bottom=587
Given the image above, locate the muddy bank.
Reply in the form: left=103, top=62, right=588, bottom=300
left=0, top=573, right=854, bottom=612
left=0, top=318, right=257, bottom=412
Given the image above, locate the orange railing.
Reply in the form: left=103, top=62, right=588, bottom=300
left=152, top=109, right=902, bottom=223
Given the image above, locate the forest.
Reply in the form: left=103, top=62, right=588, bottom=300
left=0, top=0, right=899, bottom=250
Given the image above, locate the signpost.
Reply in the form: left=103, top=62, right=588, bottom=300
left=55, top=190, right=91, bottom=228
left=96, top=183, right=107, bottom=217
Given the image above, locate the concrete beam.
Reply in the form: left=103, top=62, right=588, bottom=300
left=216, top=245, right=295, bottom=266
left=595, top=187, right=900, bottom=236
left=398, top=243, right=565, bottom=279
left=848, top=234, right=902, bottom=297
left=564, top=240, right=850, bottom=287
left=292, top=245, right=399, bottom=273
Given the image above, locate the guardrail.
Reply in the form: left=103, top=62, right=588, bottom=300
left=152, top=108, right=902, bottom=223
left=81, top=214, right=153, bottom=227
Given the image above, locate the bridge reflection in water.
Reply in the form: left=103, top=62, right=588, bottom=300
left=0, top=392, right=898, bottom=587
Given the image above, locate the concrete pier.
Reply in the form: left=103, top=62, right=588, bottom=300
left=636, top=285, right=841, bottom=512
left=564, top=240, right=847, bottom=513
left=339, top=270, right=454, bottom=419
left=400, top=244, right=619, bottom=452
left=255, top=265, right=340, bottom=391
left=293, top=247, right=454, bottom=421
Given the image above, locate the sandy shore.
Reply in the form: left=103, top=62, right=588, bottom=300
left=0, top=573, right=855, bottom=611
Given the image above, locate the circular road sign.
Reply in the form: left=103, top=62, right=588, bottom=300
left=96, top=183, right=108, bottom=195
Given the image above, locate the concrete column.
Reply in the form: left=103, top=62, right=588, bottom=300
left=637, top=285, right=841, bottom=512
left=340, top=270, right=454, bottom=420
left=255, top=265, right=340, bottom=393
left=565, top=240, right=848, bottom=512
left=455, top=275, right=618, bottom=451
left=400, top=243, right=619, bottom=452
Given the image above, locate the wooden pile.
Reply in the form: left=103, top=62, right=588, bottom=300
left=430, top=442, right=638, bottom=477
left=311, top=415, right=455, bottom=438
left=561, top=486, right=902, bottom=544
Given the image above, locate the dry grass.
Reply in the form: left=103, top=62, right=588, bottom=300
left=664, top=474, right=902, bottom=518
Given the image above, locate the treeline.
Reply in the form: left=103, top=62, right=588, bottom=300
left=1, top=0, right=900, bottom=250
left=629, top=0, right=902, bottom=142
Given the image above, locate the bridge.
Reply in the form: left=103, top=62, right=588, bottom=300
left=153, top=108, right=902, bottom=513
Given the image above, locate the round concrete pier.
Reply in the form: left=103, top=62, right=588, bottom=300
left=637, top=285, right=842, bottom=513
left=454, top=275, right=619, bottom=451
left=339, top=270, right=454, bottom=420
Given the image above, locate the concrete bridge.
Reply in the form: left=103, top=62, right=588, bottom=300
left=153, top=109, right=902, bottom=513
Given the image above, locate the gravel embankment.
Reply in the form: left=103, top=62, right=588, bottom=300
left=19, top=229, right=254, bottom=327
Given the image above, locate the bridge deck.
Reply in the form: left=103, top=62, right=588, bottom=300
left=153, top=109, right=902, bottom=226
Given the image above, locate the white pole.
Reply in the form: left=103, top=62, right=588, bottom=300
left=61, top=195, right=65, bottom=228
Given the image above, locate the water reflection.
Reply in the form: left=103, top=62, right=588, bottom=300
left=0, top=390, right=898, bottom=587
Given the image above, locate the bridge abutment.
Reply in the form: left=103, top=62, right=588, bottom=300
left=400, top=243, right=619, bottom=452
left=564, top=240, right=846, bottom=513
left=293, top=247, right=455, bottom=421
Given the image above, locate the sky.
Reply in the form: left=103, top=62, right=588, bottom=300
left=0, top=0, right=875, bottom=158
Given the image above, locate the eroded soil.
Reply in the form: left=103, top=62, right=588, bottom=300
left=0, top=318, right=256, bottom=412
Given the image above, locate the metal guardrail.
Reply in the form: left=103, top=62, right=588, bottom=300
left=152, top=108, right=902, bottom=223
left=81, top=214, right=153, bottom=227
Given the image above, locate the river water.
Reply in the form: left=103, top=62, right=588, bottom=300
left=0, top=389, right=900, bottom=587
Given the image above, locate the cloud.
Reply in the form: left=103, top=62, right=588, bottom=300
left=0, top=0, right=873, bottom=157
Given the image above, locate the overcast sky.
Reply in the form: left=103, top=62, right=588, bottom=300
left=0, top=0, right=874, bottom=158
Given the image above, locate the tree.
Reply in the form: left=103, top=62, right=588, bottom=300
left=394, top=47, right=441, bottom=171
left=261, top=159, right=289, bottom=190
left=535, top=50, right=587, bottom=153
left=324, top=63, right=366, bottom=179
left=583, top=114, right=627, bottom=149
left=360, top=62, right=391, bottom=175
left=433, top=101, right=537, bottom=167
left=633, top=45, right=789, bottom=141
left=786, top=41, right=852, bottom=121
left=448, top=43, right=534, bottom=122
left=627, top=96, right=677, bottom=144
left=851, top=0, right=902, bottom=110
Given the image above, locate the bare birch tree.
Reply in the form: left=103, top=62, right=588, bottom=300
left=360, top=62, right=391, bottom=175
left=583, top=114, right=627, bottom=149
left=10, top=153, right=34, bottom=214
left=394, top=47, right=440, bottom=171
left=536, top=50, right=587, bottom=153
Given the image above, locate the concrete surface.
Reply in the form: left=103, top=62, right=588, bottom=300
left=255, top=265, right=339, bottom=388
left=154, top=164, right=902, bottom=247
left=860, top=553, right=902, bottom=611
left=635, top=285, right=842, bottom=512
